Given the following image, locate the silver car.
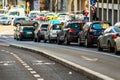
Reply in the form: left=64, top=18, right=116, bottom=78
left=97, top=26, right=120, bottom=54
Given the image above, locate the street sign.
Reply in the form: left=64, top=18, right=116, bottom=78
left=34, top=1, right=40, bottom=10
left=90, top=6, right=96, bottom=11
left=90, top=0, right=96, bottom=6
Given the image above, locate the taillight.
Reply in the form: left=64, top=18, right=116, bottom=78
left=89, top=28, right=93, bottom=32
left=90, top=35, right=94, bottom=39
left=20, top=32, right=24, bottom=34
left=69, top=29, right=76, bottom=33
left=112, top=34, right=118, bottom=39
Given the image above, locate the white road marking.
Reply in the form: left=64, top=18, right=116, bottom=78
left=33, top=74, right=40, bottom=78
left=30, top=71, right=37, bottom=74
left=37, top=78, right=44, bottom=80
left=27, top=68, right=33, bottom=71
left=25, top=65, right=30, bottom=68
left=81, top=56, right=98, bottom=61
left=3, top=50, right=44, bottom=80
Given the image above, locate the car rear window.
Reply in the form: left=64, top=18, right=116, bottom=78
left=53, top=25, right=61, bottom=30
left=70, top=23, right=83, bottom=30
left=92, top=24, right=102, bottom=29
left=41, top=24, right=48, bottom=28
left=23, top=27, right=34, bottom=30
left=114, top=27, right=120, bottom=32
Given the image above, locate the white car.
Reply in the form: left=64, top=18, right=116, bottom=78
left=0, top=15, right=12, bottom=25
left=57, top=15, right=72, bottom=22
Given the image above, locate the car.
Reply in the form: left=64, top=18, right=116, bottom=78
left=0, top=15, right=12, bottom=25
left=34, top=22, right=49, bottom=42
left=12, top=16, right=39, bottom=27
left=14, top=26, right=35, bottom=41
left=57, top=15, right=72, bottom=23
left=57, top=21, right=85, bottom=45
left=78, top=21, right=111, bottom=47
left=44, top=21, right=62, bottom=43
left=97, top=26, right=120, bottom=54
left=45, top=12, right=58, bottom=21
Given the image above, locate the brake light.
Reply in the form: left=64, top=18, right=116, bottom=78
left=20, top=32, right=24, bottom=34
left=89, top=28, right=93, bottom=32
left=112, top=34, right=118, bottom=39
left=69, top=29, right=76, bottom=33
left=90, top=35, right=94, bottom=39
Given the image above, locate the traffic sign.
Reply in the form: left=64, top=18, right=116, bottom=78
left=90, top=0, right=96, bottom=6
left=90, top=6, right=96, bottom=11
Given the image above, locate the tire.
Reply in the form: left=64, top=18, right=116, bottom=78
left=97, top=41, right=103, bottom=51
left=108, top=42, right=113, bottom=52
left=37, top=37, right=40, bottom=42
left=57, top=36, right=62, bottom=45
left=85, top=38, right=90, bottom=47
left=34, top=38, right=37, bottom=42
left=114, top=44, right=119, bottom=55
left=64, top=36, right=70, bottom=45
left=16, top=23, right=21, bottom=27
left=33, top=23, right=38, bottom=27
left=78, top=37, right=83, bottom=46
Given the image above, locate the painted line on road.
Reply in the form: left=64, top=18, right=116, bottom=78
left=10, top=44, right=115, bottom=80
left=2, top=50, right=44, bottom=80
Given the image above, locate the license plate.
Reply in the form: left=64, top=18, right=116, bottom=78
left=27, top=32, right=32, bottom=34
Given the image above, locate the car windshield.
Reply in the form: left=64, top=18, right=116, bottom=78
left=9, top=11, right=19, bottom=16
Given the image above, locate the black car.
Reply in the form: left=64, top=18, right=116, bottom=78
left=97, top=26, right=120, bottom=54
left=34, top=22, right=49, bottom=42
left=57, top=21, right=84, bottom=45
left=78, top=21, right=111, bottom=47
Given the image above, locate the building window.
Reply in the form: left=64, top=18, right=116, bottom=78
left=108, top=0, right=112, bottom=3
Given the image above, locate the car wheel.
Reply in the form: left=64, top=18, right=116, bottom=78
left=16, top=23, right=21, bottom=27
left=37, top=37, right=41, bottom=42
left=57, top=36, right=62, bottom=45
left=108, top=42, right=113, bottom=52
left=85, top=38, right=90, bottom=47
left=97, top=41, right=103, bottom=51
left=33, top=23, right=38, bottom=27
left=48, top=36, right=51, bottom=43
left=64, top=36, right=70, bottom=45
left=114, top=44, right=119, bottom=55
left=78, top=37, right=83, bottom=46
left=34, top=38, right=37, bottom=42
left=19, top=36, right=22, bottom=41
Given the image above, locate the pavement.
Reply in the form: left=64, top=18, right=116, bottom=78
left=10, top=43, right=114, bottom=80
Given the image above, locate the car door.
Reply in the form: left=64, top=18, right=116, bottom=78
left=101, top=28, right=111, bottom=47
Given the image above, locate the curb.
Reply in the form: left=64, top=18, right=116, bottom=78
left=10, top=44, right=114, bottom=80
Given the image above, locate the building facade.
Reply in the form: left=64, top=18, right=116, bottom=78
left=96, top=0, right=120, bottom=25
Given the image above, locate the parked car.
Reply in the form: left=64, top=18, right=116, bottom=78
left=78, top=21, right=111, bottom=47
left=14, top=26, right=35, bottom=41
left=34, top=22, right=49, bottom=42
left=57, top=21, right=85, bottom=45
left=97, top=26, right=120, bottom=54
left=45, top=12, right=58, bottom=21
left=44, top=23, right=62, bottom=43
left=0, top=15, right=12, bottom=25
left=12, top=16, right=39, bottom=27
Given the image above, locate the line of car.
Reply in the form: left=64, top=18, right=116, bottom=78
left=13, top=19, right=120, bottom=55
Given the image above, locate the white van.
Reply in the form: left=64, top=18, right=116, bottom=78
left=7, top=8, right=26, bottom=18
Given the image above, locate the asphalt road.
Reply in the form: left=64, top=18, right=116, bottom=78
left=0, top=41, right=90, bottom=80
left=0, top=25, right=120, bottom=80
